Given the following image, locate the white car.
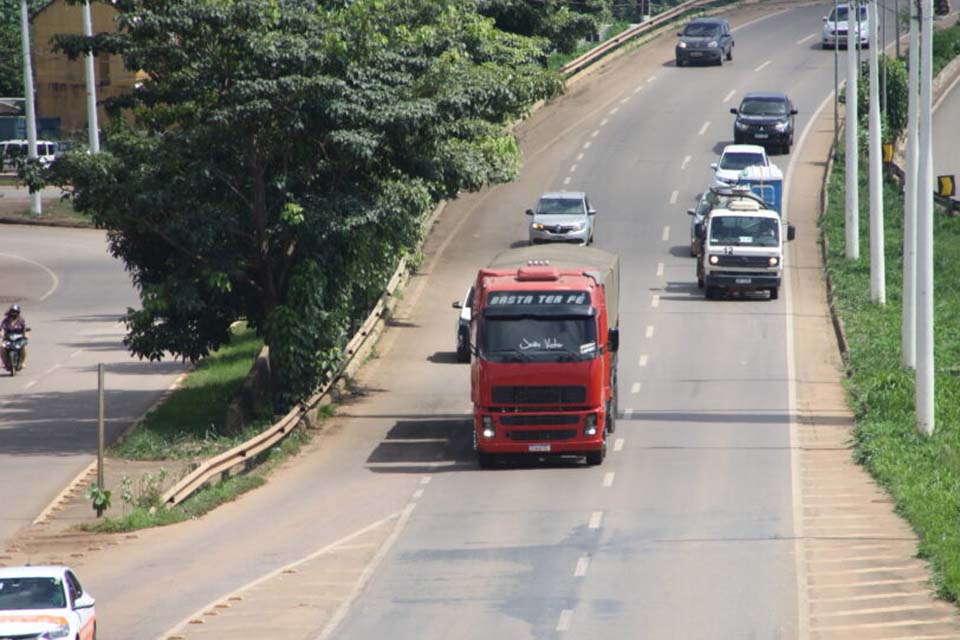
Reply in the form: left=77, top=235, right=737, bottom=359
left=711, top=144, right=769, bottom=186
left=822, top=3, right=870, bottom=49
left=0, top=566, right=97, bottom=640
left=0, top=140, right=59, bottom=172
left=451, top=285, right=474, bottom=363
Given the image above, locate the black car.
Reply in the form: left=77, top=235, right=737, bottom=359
left=730, top=92, right=798, bottom=154
left=675, top=18, right=733, bottom=67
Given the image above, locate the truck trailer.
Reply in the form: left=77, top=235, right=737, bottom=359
left=469, top=245, right=620, bottom=467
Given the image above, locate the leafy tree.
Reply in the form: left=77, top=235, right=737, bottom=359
left=479, top=0, right=611, bottom=54
left=0, top=0, right=48, bottom=98
left=51, top=0, right=562, bottom=410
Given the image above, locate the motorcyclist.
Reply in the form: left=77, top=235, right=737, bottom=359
left=1, top=304, right=28, bottom=372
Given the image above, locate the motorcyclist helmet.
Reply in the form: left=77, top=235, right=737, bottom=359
left=7, top=304, right=19, bottom=317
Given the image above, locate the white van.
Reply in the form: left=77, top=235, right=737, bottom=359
left=0, top=140, right=59, bottom=172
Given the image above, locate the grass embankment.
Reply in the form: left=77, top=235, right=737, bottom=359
left=821, top=155, right=960, bottom=600
left=547, top=19, right=632, bottom=70
left=0, top=198, right=93, bottom=227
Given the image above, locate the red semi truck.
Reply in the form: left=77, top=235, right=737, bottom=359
left=468, top=245, right=620, bottom=467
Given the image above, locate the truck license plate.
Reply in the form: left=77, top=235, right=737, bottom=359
left=735, top=277, right=752, bottom=284
left=528, top=444, right=551, bottom=453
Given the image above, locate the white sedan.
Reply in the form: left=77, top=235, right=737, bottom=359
left=711, top=144, right=769, bottom=186
left=0, top=566, right=96, bottom=640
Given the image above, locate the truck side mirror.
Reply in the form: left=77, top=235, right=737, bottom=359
left=452, top=301, right=463, bottom=309
left=525, top=208, right=535, bottom=216
left=787, top=224, right=796, bottom=242
left=607, top=327, right=620, bottom=353
left=729, top=107, right=738, bottom=115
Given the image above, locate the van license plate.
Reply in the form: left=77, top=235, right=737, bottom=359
left=528, top=444, right=551, bottom=452
left=735, top=278, right=752, bottom=284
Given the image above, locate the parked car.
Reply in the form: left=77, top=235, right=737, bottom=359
left=0, top=139, right=59, bottom=172
left=0, top=565, right=96, bottom=640
left=451, top=285, right=474, bottom=363
left=731, top=92, right=798, bottom=154
left=822, top=3, right=870, bottom=49
left=711, top=144, right=770, bottom=186
left=676, top=18, right=734, bottom=66
left=526, top=191, right=596, bottom=246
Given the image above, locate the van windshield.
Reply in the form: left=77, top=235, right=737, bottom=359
left=482, top=316, right=597, bottom=363
left=709, top=216, right=779, bottom=247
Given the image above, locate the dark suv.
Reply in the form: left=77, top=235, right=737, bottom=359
left=676, top=18, right=733, bottom=66
left=730, top=92, right=798, bottom=154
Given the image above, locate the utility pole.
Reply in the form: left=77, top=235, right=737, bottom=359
left=916, top=0, right=934, bottom=435
left=895, top=0, right=901, bottom=58
left=881, top=0, right=887, bottom=118
left=902, top=0, right=919, bottom=368
left=846, top=0, right=860, bottom=259
left=834, top=0, right=840, bottom=158
left=19, top=0, right=41, bottom=216
left=869, top=0, right=885, bottom=304
left=82, top=1, right=100, bottom=153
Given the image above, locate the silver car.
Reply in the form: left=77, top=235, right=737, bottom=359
left=526, top=191, right=596, bottom=245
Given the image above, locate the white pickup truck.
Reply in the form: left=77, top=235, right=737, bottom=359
left=695, top=192, right=795, bottom=300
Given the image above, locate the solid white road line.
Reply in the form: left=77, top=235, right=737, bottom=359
left=614, top=438, right=624, bottom=452
left=0, top=252, right=60, bottom=301
left=609, top=107, right=619, bottom=115
left=638, top=355, right=648, bottom=367
left=588, top=511, right=603, bottom=529
left=796, top=32, right=818, bottom=45
left=656, top=262, right=664, bottom=276
left=662, top=224, right=671, bottom=240
left=681, top=155, right=692, bottom=170
left=723, top=89, right=736, bottom=103
left=603, top=472, right=615, bottom=488
left=698, top=121, right=711, bottom=136
left=621, top=97, right=630, bottom=104
left=556, top=609, right=574, bottom=632
left=634, top=86, right=643, bottom=95
left=651, top=294, right=660, bottom=308
left=645, top=325, right=655, bottom=339
left=631, top=382, right=641, bottom=394
left=574, top=556, right=591, bottom=577
left=591, top=130, right=599, bottom=138
left=755, top=60, right=772, bottom=72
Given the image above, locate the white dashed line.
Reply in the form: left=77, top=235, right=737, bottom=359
left=651, top=295, right=660, bottom=308
left=656, top=262, right=664, bottom=276
left=609, top=107, right=619, bottom=115
left=70, top=350, right=82, bottom=359
left=698, top=121, right=711, bottom=136
left=583, top=141, right=592, bottom=150
left=420, top=476, right=432, bottom=485
left=564, top=177, right=572, bottom=185
left=631, top=382, right=641, bottom=394
left=556, top=609, right=574, bottom=632
left=796, top=32, right=818, bottom=45
left=633, top=86, right=643, bottom=95
left=44, top=364, right=61, bottom=376
left=24, top=380, right=38, bottom=390
left=603, top=472, right=615, bottom=488
left=662, top=225, right=671, bottom=241
left=669, top=191, right=678, bottom=205
left=723, top=89, right=736, bottom=103
left=681, top=155, right=692, bottom=170
left=600, top=118, right=609, bottom=126
left=574, top=556, right=591, bottom=577
left=645, top=325, right=655, bottom=339
left=638, top=355, right=649, bottom=367
left=412, top=489, right=424, bottom=500
left=570, top=164, right=578, bottom=173
left=755, top=60, right=772, bottom=72
left=621, top=96, right=630, bottom=104
left=591, top=130, right=600, bottom=138
left=576, top=152, right=584, bottom=161
left=588, top=511, right=603, bottom=529
left=614, top=438, right=625, bottom=452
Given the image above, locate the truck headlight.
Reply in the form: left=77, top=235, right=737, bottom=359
left=709, top=255, right=719, bottom=265
left=769, top=256, right=780, bottom=266
left=481, top=416, right=494, bottom=438
left=584, top=414, right=598, bottom=436
left=531, top=223, right=544, bottom=230
left=708, top=40, right=718, bottom=48
left=41, top=626, right=71, bottom=639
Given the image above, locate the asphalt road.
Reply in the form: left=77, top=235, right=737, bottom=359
left=0, top=225, right=186, bottom=544
left=933, top=66, right=960, bottom=194
left=21, top=3, right=936, bottom=639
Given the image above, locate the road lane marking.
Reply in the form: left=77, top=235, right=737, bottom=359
left=754, top=60, right=772, bottom=72
left=556, top=609, right=574, bottom=631
left=583, top=141, right=592, bottom=149
left=656, top=262, right=664, bottom=276
left=570, top=164, right=578, bottom=173
left=647, top=75, right=656, bottom=83
left=669, top=190, right=678, bottom=204
left=698, top=121, right=711, bottom=135
left=412, top=489, right=424, bottom=500
left=723, top=89, right=736, bottom=103
left=623, top=408, right=633, bottom=419
left=634, top=86, right=643, bottom=95
left=24, top=380, right=38, bottom=390
left=602, top=472, right=615, bottom=487
left=614, top=438, right=624, bottom=452
left=588, top=511, right=603, bottom=529
left=620, top=97, right=630, bottom=104
left=600, top=118, right=609, bottom=126
left=681, top=155, right=692, bottom=170
left=591, top=130, right=599, bottom=138
left=420, top=476, right=432, bottom=485
left=576, top=152, right=584, bottom=161
left=564, top=177, right=572, bottom=185
left=609, top=107, right=619, bottom=115
left=638, top=355, right=648, bottom=367
left=796, top=32, right=818, bottom=45
left=574, top=556, right=591, bottom=577
left=662, top=224, right=671, bottom=240
left=631, top=382, right=641, bottom=394
left=70, top=350, right=82, bottom=359
left=0, top=252, right=60, bottom=301
left=651, top=294, right=660, bottom=308
left=43, top=364, right=61, bottom=376
left=645, top=325, right=655, bottom=338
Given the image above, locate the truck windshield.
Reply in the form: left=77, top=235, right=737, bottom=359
left=481, top=316, right=598, bottom=363
left=709, top=216, right=779, bottom=246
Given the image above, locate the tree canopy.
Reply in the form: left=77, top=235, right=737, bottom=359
left=51, top=0, right=562, bottom=408
left=478, top=0, right=611, bottom=54
left=0, top=0, right=48, bottom=98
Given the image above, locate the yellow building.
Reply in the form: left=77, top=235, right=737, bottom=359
left=31, top=0, right=138, bottom=137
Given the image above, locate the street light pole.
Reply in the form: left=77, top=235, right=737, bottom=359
left=18, top=0, right=41, bottom=216
left=846, top=0, right=861, bottom=260
left=834, top=0, right=840, bottom=157
left=869, top=0, right=885, bottom=304
left=81, top=1, right=100, bottom=153
left=902, top=0, right=919, bottom=368
left=916, top=0, right=934, bottom=435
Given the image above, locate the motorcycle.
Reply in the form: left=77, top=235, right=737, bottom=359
left=3, top=331, right=28, bottom=376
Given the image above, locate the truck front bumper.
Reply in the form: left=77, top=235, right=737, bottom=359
left=705, top=272, right=781, bottom=290
left=474, top=410, right=606, bottom=454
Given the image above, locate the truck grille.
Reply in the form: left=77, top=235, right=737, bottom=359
left=501, top=414, right=580, bottom=426
left=507, top=429, right=578, bottom=442
left=715, top=256, right=773, bottom=267
left=493, top=386, right=587, bottom=405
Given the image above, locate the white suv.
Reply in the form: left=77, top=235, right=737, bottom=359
left=822, top=3, right=870, bottom=49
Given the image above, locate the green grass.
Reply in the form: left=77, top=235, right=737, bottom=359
left=83, top=428, right=311, bottom=533
left=111, top=325, right=268, bottom=460
left=548, top=19, right=633, bottom=70
left=0, top=199, right=93, bottom=227
left=933, top=22, right=960, bottom=76
left=821, top=151, right=960, bottom=600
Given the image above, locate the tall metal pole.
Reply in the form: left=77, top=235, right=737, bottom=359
left=97, top=363, right=105, bottom=498
left=834, top=0, right=840, bottom=157
left=902, top=0, right=919, bottom=368
left=916, top=0, right=934, bottom=435
left=881, top=0, right=887, bottom=118
left=81, top=1, right=100, bottom=153
left=895, top=0, right=901, bottom=58
left=19, top=0, right=41, bottom=216
left=846, top=0, right=861, bottom=260
left=869, top=0, right=886, bottom=304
